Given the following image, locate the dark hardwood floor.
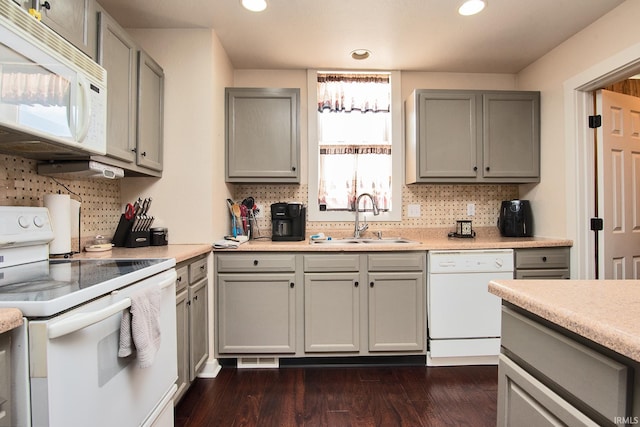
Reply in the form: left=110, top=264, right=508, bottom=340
left=175, top=364, right=498, bottom=427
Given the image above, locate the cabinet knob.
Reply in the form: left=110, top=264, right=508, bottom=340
left=131, top=148, right=137, bottom=153
left=177, top=277, right=182, bottom=282
left=473, top=166, right=478, bottom=171
left=486, top=166, right=490, bottom=171
left=369, top=281, right=374, bottom=288
left=291, top=166, right=296, bottom=171
left=253, top=260, right=259, bottom=266
left=290, top=282, right=295, bottom=288
left=200, top=265, right=205, bottom=271
left=194, top=295, right=198, bottom=301
left=141, top=151, right=147, bottom=157
left=354, top=281, right=359, bottom=288
left=41, top=1, right=51, bottom=10
left=542, top=256, right=547, bottom=262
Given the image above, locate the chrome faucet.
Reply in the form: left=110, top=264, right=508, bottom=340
left=353, top=193, right=380, bottom=238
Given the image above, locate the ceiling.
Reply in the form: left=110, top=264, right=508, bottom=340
left=96, top=0, right=625, bottom=73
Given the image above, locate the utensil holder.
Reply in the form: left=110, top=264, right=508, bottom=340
left=112, top=214, right=151, bottom=247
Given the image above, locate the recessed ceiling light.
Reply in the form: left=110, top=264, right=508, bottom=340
left=458, top=0, right=486, bottom=16
left=241, top=0, right=267, bottom=12
left=351, top=49, right=371, bottom=60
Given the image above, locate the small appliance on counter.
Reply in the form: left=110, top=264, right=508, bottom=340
left=498, top=199, right=533, bottom=237
left=448, top=220, right=476, bottom=238
left=151, top=227, right=169, bottom=246
left=271, top=202, right=306, bottom=241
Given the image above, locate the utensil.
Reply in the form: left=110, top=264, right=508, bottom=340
left=124, top=203, right=135, bottom=220
left=240, top=204, right=248, bottom=234
left=232, top=203, right=242, bottom=235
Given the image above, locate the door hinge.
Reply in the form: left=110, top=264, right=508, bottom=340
left=588, top=115, right=602, bottom=128
left=590, top=218, right=603, bottom=231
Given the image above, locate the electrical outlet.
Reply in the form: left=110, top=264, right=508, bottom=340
left=467, top=203, right=475, bottom=216
left=407, top=204, right=421, bottom=218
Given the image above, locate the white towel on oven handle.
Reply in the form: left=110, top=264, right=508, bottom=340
left=118, top=286, right=162, bottom=368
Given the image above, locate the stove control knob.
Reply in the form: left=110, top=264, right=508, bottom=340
left=18, top=215, right=30, bottom=228
left=33, top=215, right=45, bottom=228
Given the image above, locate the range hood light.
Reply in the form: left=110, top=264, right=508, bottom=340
left=458, top=0, right=486, bottom=16
left=241, top=0, right=267, bottom=12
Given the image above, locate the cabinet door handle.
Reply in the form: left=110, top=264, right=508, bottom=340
left=354, top=281, right=359, bottom=288
left=369, top=281, right=374, bottom=288
left=542, top=256, right=547, bottom=262
left=253, top=260, right=259, bottom=266
left=290, top=282, right=295, bottom=288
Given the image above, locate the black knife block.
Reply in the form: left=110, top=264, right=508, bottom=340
left=112, top=214, right=150, bottom=248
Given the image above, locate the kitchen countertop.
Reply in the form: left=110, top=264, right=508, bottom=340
left=0, top=308, right=23, bottom=334
left=71, top=244, right=212, bottom=263
left=489, top=279, right=640, bottom=363
left=218, top=227, right=572, bottom=252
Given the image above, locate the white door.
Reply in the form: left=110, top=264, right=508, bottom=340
left=598, top=89, right=640, bottom=279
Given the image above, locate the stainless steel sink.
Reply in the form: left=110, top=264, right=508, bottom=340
left=309, top=237, right=417, bottom=245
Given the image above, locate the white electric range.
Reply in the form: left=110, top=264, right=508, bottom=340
left=0, top=206, right=177, bottom=427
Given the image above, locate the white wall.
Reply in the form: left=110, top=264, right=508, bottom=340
left=517, top=0, right=640, bottom=240
left=120, top=29, right=233, bottom=244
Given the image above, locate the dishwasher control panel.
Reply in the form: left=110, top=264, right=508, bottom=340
left=428, top=249, right=514, bottom=273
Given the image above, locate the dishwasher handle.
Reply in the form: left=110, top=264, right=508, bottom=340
left=48, top=269, right=177, bottom=339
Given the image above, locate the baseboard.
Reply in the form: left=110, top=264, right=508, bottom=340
left=197, top=358, right=222, bottom=378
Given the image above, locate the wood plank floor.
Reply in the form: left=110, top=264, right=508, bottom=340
left=175, top=365, right=498, bottom=427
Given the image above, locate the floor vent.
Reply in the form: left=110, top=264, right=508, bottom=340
left=237, top=357, right=279, bottom=369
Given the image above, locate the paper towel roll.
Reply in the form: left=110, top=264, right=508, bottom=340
left=44, top=194, right=71, bottom=255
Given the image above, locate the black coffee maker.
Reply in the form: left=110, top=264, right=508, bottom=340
left=271, top=202, right=306, bottom=241
left=498, top=200, right=533, bottom=237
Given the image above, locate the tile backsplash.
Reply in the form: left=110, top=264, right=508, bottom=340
left=1, top=154, right=121, bottom=244
left=233, top=183, right=519, bottom=236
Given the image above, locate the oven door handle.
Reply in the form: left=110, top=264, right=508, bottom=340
left=48, top=270, right=177, bottom=339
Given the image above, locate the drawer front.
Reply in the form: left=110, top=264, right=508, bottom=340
left=175, top=265, right=189, bottom=293
left=515, top=247, right=570, bottom=270
left=216, top=253, right=296, bottom=272
left=501, top=306, right=628, bottom=422
left=368, top=252, right=425, bottom=271
left=515, top=269, right=570, bottom=280
left=189, top=256, right=208, bottom=283
left=303, top=254, right=360, bottom=272
left=498, top=354, right=600, bottom=427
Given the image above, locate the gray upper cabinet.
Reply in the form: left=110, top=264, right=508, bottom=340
left=97, top=10, right=137, bottom=163
left=136, top=51, right=164, bottom=172
left=23, top=0, right=97, bottom=59
left=225, top=88, right=300, bottom=183
left=94, top=9, right=164, bottom=177
left=405, top=89, right=540, bottom=184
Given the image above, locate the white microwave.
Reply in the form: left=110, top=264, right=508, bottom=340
left=0, top=2, right=107, bottom=160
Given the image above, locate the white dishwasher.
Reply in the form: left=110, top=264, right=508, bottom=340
left=427, top=249, right=513, bottom=366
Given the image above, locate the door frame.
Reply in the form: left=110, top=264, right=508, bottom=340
left=564, top=41, right=640, bottom=279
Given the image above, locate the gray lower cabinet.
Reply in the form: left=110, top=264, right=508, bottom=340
left=514, top=247, right=570, bottom=279
left=405, top=89, right=540, bottom=184
left=175, top=255, right=209, bottom=404
left=215, top=252, right=425, bottom=359
left=499, top=305, right=636, bottom=427
left=217, top=253, right=297, bottom=354
left=225, top=88, right=300, bottom=183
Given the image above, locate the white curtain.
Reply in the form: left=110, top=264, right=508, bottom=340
left=317, top=73, right=392, bottom=212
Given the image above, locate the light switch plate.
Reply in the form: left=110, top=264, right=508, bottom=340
left=408, top=204, right=421, bottom=218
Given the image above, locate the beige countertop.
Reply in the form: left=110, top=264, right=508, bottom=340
left=489, top=279, right=640, bottom=363
left=0, top=308, right=23, bottom=334
left=218, top=227, right=572, bottom=252
left=72, top=244, right=212, bottom=264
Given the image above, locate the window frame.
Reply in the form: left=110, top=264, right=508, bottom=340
left=306, top=69, right=403, bottom=222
